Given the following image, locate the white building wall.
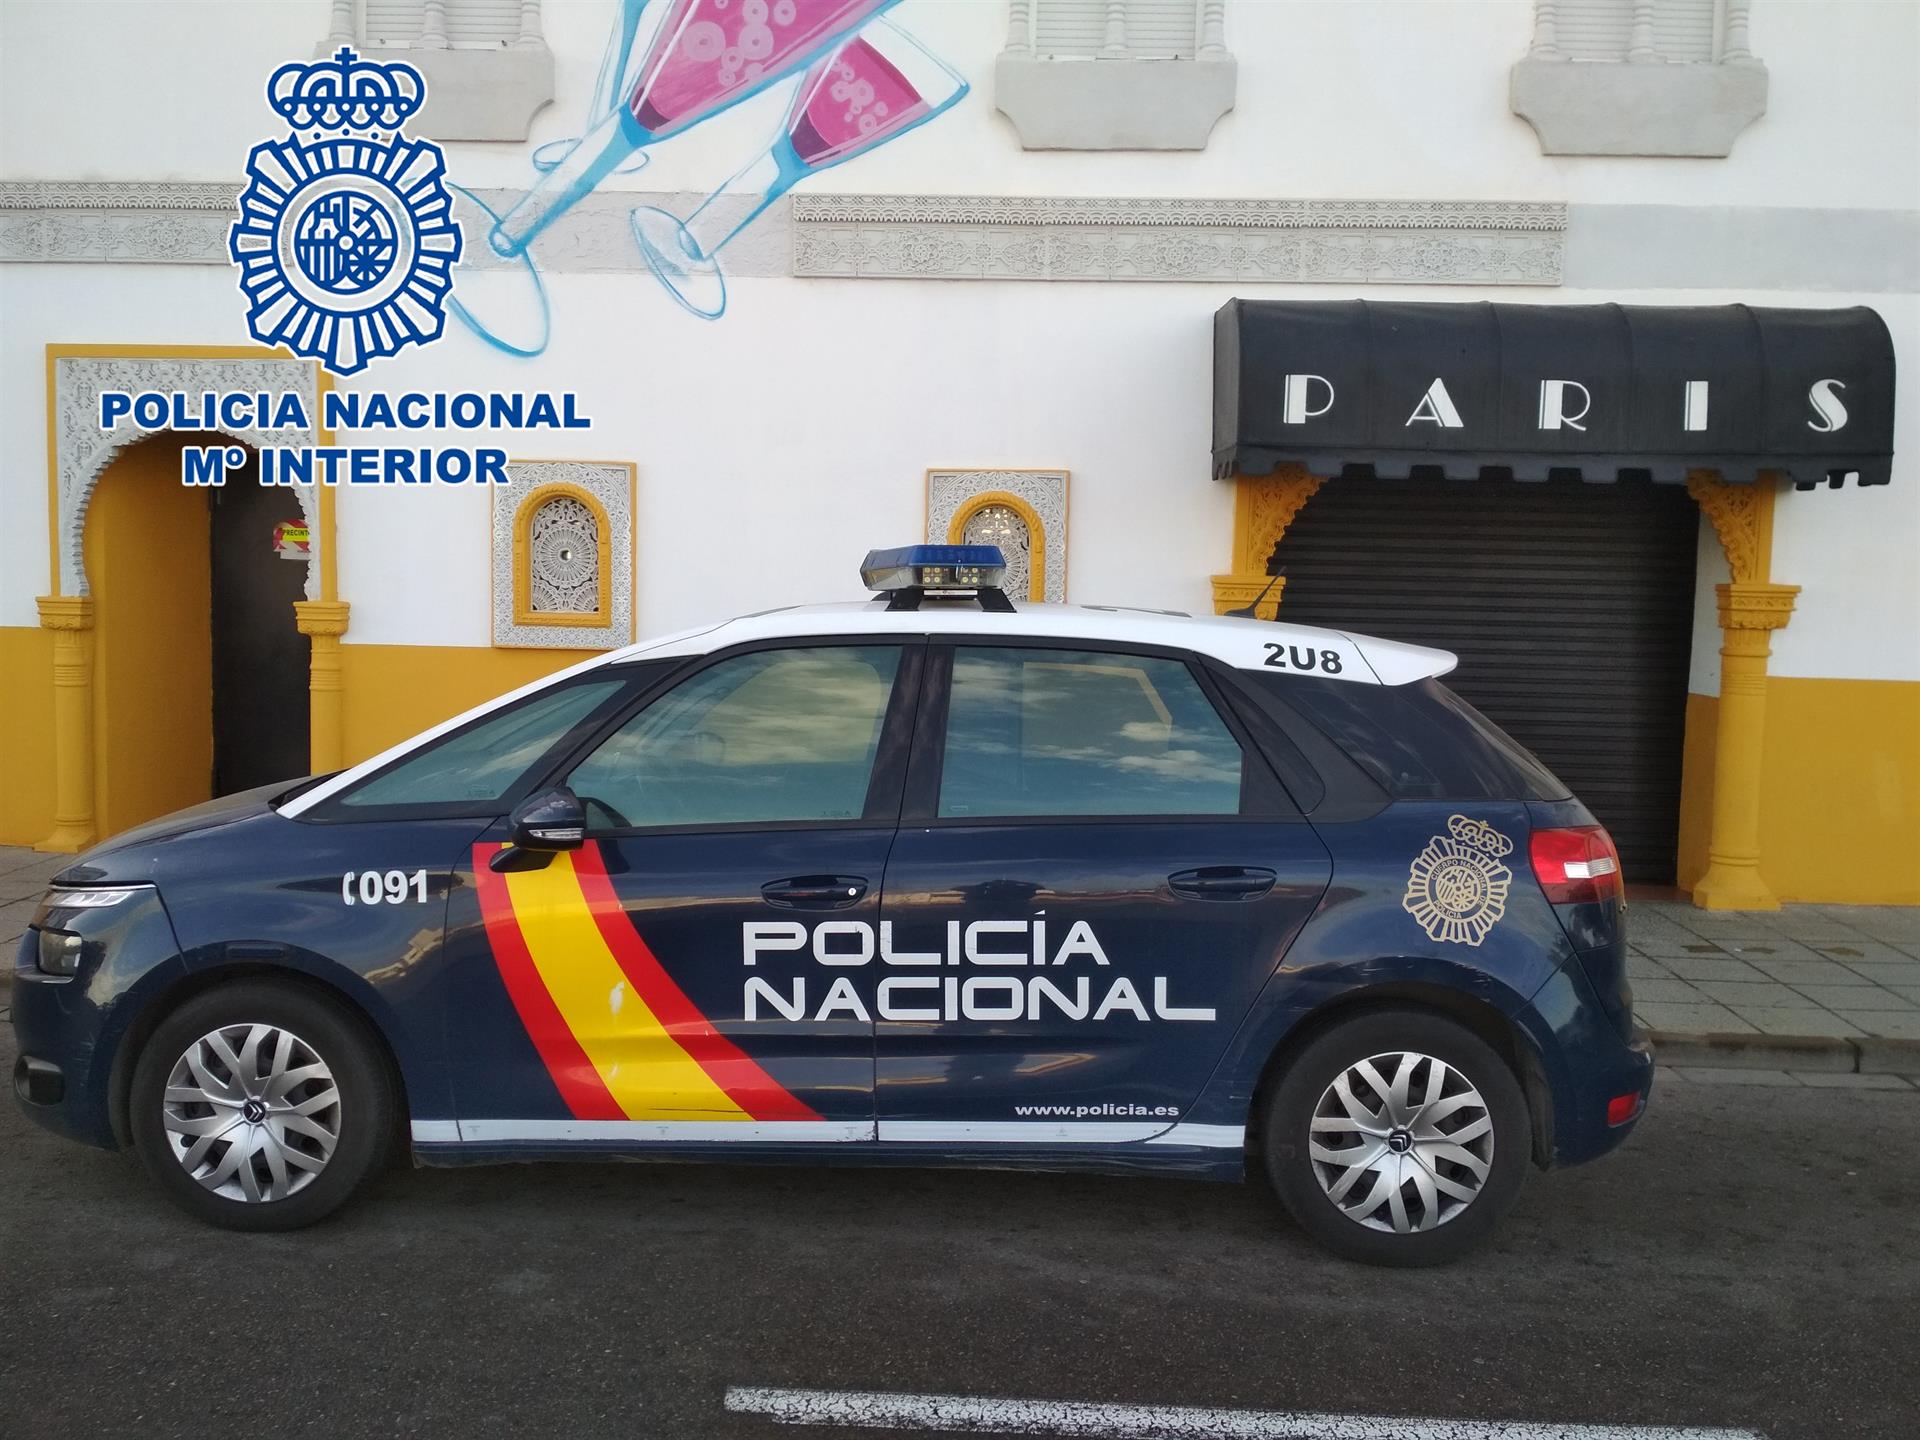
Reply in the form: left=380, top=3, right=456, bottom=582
left=1, top=0, right=1915, bottom=688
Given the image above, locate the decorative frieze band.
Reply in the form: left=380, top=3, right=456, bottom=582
left=1, top=182, right=1564, bottom=287
left=791, top=195, right=1566, bottom=286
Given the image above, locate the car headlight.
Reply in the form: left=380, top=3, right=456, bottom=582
left=33, top=886, right=150, bottom=977
left=45, top=888, right=143, bottom=910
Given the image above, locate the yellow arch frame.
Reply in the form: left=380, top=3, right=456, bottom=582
left=510, top=481, right=615, bottom=630
left=946, top=490, right=1048, bottom=603
left=37, top=344, right=341, bottom=852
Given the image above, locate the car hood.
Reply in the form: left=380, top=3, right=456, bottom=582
left=52, top=780, right=311, bottom=884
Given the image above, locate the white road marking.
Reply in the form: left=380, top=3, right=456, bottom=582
left=722, top=1388, right=1766, bottom=1440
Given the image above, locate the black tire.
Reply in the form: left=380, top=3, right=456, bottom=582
left=129, top=980, right=396, bottom=1232
left=1262, top=1009, right=1529, bottom=1267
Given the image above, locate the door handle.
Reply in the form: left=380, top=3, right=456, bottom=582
left=1168, top=866, right=1278, bottom=901
left=761, top=875, right=869, bottom=910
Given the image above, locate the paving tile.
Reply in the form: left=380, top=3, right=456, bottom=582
left=1687, top=980, right=1807, bottom=1007
left=1625, top=955, right=1672, bottom=979
left=1748, top=958, right=1879, bottom=986
left=1887, top=986, right=1920, bottom=1007
left=1715, top=939, right=1830, bottom=964
left=1789, top=983, right=1915, bottom=1012
left=1654, top=1066, right=1688, bottom=1085
left=1722, top=1006, right=1864, bottom=1038
left=1837, top=959, right=1920, bottom=986
left=1838, top=1011, right=1920, bottom=1040
left=1629, top=978, right=1705, bottom=1003
left=1627, top=936, right=1721, bottom=960
left=1791, top=1071, right=1914, bottom=1090
left=0, top=896, right=40, bottom=943
left=1668, top=1067, right=1800, bottom=1086
left=1634, top=1002, right=1758, bottom=1034
left=1658, top=955, right=1771, bottom=983
left=1814, top=941, right=1920, bottom=966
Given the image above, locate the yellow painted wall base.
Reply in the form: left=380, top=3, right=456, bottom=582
left=339, top=644, right=606, bottom=764
left=1678, top=680, right=1920, bottom=905
left=0, top=626, right=57, bottom=845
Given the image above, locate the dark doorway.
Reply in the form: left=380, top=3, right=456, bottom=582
left=1270, top=475, right=1700, bottom=884
left=209, top=461, right=312, bottom=793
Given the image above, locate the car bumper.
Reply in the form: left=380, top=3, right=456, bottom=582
left=1521, top=956, right=1656, bottom=1168
left=11, top=891, right=187, bottom=1151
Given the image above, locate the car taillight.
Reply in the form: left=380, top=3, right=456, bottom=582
left=1529, top=825, right=1623, bottom=905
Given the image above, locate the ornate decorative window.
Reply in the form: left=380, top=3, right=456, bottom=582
left=319, top=1, right=553, bottom=141
left=926, top=470, right=1070, bottom=604
left=523, top=494, right=604, bottom=615
left=492, top=461, right=636, bottom=649
left=996, top=2, right=1235, bottom=151
left=1511, top=2, right=1767, bottom=157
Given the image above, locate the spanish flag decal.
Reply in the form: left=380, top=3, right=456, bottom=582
left=473, top=842, right=818, bottom=1123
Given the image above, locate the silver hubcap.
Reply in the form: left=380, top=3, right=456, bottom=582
left=1309, top=1049, right=1494, bottom=1234
left=162, top=1023, right=341, bottom=1203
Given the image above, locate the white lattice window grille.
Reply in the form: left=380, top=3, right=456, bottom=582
left=320, top=0, right=553, bottom=140
left=997, top=1, right=1234, bottom=150
left=961, top=504, right=1037, bottom=603
left=526, top=496, right=602, bottom=614
left=1511, top=1, right=1766, bottom=157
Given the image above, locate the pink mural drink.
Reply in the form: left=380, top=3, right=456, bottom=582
left=492, top=0, right=904, bottom=258
left=630, top=20, right=967, bottom=318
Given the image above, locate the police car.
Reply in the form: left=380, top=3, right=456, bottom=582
left=12, top=546, right=1649, bottom=1265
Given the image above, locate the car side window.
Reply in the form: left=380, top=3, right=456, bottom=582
left=329, top=678, right=631, bottom=813
left=938, top=647, right=1245, bottom=819
left=567, top=646, right=903, bottom=830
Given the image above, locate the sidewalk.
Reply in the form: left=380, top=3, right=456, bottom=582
left=3, top=844, right=1916, bottom=1081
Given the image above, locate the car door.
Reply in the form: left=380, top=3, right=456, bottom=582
left=448, top=640, right=921, bottom=1146
left=874, top=641, right=1332, bottom=1145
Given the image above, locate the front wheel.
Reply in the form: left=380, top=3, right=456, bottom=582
left=1263, top=1009, right=1529, bottom=1266
left=129, top=981, right=396, bottom=1231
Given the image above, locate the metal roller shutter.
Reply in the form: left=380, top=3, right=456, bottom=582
left=1269, top=476, right=1700, bottom=883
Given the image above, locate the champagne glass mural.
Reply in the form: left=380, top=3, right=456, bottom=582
left=630, top=18, right=967, bottom=319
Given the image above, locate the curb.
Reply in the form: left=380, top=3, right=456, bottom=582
left=1646, top=1028, right=1920, bottom=1078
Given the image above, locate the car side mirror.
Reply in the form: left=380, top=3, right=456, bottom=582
left=505, top=787, right=586, bottom=854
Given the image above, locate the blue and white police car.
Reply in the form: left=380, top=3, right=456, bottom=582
left=12, top=546, right=1649, bottom=1265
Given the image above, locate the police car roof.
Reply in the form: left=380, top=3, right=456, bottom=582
left=608, top=599, right=1456, bottom=687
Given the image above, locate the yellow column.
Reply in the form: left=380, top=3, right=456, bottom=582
left=1692, top=581, right=1799, bottom=910
left=1685, top=472, right=1796, bottom=911
left=294, top=600, right=350, bottom=774
left=1211, top=466, right=1324, bottom=620
left=35, top=595, right=97, bottom=853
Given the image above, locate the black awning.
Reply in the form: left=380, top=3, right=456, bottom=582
left=1213, top=301, right=1895, bottom=489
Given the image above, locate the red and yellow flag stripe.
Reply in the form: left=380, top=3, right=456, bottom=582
left=473, top=841, right=817, bottom=1123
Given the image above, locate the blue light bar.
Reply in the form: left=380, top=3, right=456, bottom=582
left=861, top=544, right=1007, bottom=594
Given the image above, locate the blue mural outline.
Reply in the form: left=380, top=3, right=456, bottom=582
left=488, top=0, right=910, bottom=260
left=446, top=183, right=552, bottom=359
left=530, top=0, right=655, bottom=177
left=630, top=17, right=967, bottom=320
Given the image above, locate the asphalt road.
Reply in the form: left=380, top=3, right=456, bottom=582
left=3, top=1022, right=1916, bottom=1440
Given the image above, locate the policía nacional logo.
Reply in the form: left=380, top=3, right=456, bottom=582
left=1403, top=814, right=1515, bottom=947
left=228, top=47, right=463, bottom=376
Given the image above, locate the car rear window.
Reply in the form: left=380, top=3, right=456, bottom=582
left=1260, top=675, right=1569, bottom=802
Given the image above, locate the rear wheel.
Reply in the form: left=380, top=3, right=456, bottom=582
left=1263, top=1009, right=1528, bottom=1266
left=129, top=981, right=395, bottom=1231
